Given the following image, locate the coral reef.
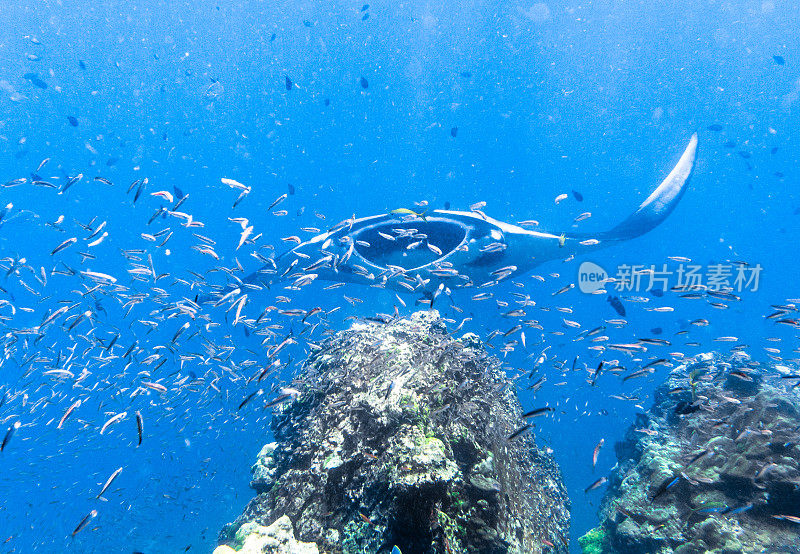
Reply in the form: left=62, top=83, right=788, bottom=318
left=589, top=352, right=800, bottom=553
left=577, top=527, right=605, bottom=554
left=219, top=310, right=569, bottom=553
left=213, top=515, right=319, bottom=554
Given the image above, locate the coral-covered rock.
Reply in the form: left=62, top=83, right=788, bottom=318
left=219, top=311, right=570, bottom=553
left=251, top=442, right=279, bottom=494
left=584, top=352, right=800, bottom=553
left=214, top=515, right=319, bottom=554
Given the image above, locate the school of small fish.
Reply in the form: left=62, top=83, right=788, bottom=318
left=2, top=24, right=794, bottom=553
left=0, top=152, right=796, bottom=551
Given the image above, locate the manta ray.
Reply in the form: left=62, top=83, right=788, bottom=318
left=249, top=134, right=697, bottom=297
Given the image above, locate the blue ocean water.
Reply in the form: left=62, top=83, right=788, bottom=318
left=0, top=1, right=797, bottom=552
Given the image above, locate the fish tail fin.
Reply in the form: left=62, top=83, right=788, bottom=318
left=595, top=133, right=698, bottom=242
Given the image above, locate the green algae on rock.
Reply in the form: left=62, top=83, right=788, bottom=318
left=218, top=311, right=569, bottom=553
left=593, top=352, right=800, bottom=553
left=577, top=527, right=605, bottom=554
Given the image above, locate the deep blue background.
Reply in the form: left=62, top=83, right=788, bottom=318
left=0, top=1, right=797, bottom=552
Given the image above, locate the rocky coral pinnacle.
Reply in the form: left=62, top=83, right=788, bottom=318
left=219, top=310, right=570, bottom=554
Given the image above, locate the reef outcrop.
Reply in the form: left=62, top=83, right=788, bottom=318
left=583, top=352, right=800, bottom=553
left=218, top=310, right=569, bottom=553
left=214, top=516, right=319, bottom=554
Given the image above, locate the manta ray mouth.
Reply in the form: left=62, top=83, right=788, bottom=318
left=352, top=218, right=468, bottom=271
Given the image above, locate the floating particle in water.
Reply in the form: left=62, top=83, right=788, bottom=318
left=360, top=76, right=368, bottom=89
left=707, top=124, right=723, bottom=131
left=572, top=190, right=584, bottom=202
left=285, top=75, right=292, bottom=91
left=204, top=79, right=223, bottom=99
left=79, top=60, right=86, bottom=70
left=67, top=116, right=79, bottom=127
left=773, top=55, right=785, bottom=65
left=450, top=127, right=458, bottom=137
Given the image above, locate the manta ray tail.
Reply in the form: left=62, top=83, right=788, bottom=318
left=592, top=133, right=697, bottom=242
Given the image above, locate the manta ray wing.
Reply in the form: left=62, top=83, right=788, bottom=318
left=577, top=133, right=698, bottom=243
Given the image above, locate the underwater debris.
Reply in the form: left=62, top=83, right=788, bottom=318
left=584, top=352, right=800, bottom=553
left=218, top=310, right=569, bottom=553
